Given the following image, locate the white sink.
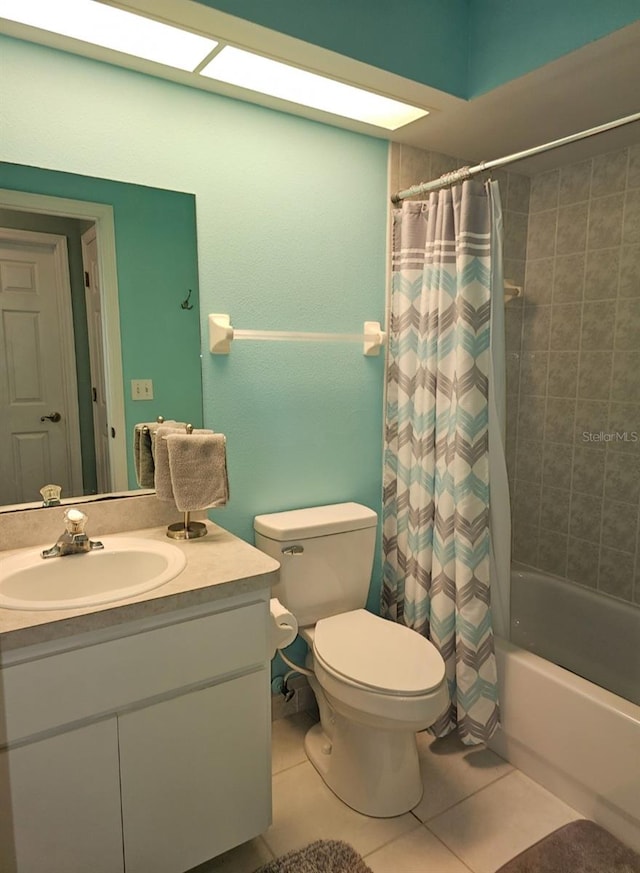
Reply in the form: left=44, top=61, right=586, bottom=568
left=0, top=537, right=187, bottom=611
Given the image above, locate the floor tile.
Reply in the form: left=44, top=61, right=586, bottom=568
left=364, top=824, right=473, bottom=873
left=187, top=836, right=273, bottom=873
left=427, top=770, right=581, bottom=873
left=271, top=711, right=314, bottom=775
left=412, top=730, right=514, bottom=822
left=264, top=760, right=417, bottom=860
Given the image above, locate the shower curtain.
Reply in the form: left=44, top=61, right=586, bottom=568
left=382, top=179, right=504, bottom=745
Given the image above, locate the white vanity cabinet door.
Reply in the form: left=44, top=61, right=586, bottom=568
left=119, top=668, right=271, bottom=873
left=0, top=719, right=124, bottom=873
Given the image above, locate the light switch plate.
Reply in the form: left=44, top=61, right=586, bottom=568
left=131, top=379, right=154, bottom=400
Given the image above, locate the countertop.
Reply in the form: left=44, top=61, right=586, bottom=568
left=0, top=521, right=280, bottom=653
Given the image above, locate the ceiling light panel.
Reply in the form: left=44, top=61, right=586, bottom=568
left=200, top=47, right=429, bottom=130
left=0, top=0, right=218, bottom=71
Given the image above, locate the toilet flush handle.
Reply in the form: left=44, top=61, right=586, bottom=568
left=281, top=544, right=304, bottom=556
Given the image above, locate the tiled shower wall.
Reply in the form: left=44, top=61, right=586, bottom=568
left=390, top=141, right=640, bottom=607
left=509, top=145, right=640, bottom=605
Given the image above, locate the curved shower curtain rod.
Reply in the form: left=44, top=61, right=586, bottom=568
left=391, top=110, right=640, bottom=203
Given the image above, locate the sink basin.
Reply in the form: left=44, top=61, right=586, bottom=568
left=0, top=537, right=187, bottom=611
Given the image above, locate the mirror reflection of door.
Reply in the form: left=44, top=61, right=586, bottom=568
left=0, top=227, right=84, bottom=504
left=81, top=225, right=110, bottom=493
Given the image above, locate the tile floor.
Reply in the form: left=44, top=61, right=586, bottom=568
left=194, top=712, right=581, bottom=873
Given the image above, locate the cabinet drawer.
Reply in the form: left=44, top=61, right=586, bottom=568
left=1, top=600, right=267, bottom=744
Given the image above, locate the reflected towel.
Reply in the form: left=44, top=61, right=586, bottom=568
left=134, top=424, right=155, bottom=488
left=165, top=432, right=229, bottom=512
left=134, top=419, right=183, bottom=488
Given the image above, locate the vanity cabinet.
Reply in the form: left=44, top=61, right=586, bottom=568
left=0, top=719, right=124, bottom=873
left=0, top=591, right=271, bottom=873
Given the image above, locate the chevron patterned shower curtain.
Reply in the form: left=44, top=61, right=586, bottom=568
left=382, top=180, right=500, bottom=745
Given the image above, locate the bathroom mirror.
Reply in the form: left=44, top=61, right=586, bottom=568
left=0, top=162, right=203, bottom=511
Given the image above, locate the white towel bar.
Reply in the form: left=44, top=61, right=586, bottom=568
left=208, top=314, right=386, bottom=356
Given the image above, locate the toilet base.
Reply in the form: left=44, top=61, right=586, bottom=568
left=304, top=717, right=424, bottom=818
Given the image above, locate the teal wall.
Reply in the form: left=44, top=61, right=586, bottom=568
left=195, top=0, right=640, bottom=98
left=0, top=160, right=203, bottom=489
left=0, top=36, right=388, bottom=602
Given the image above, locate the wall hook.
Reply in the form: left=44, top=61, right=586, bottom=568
left=180, top=289, right=194, bottom=310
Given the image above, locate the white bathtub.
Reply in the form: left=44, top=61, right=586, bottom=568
left=488, top=568, right=640, bottom=853
left=510, top=565, right=639, bottom=704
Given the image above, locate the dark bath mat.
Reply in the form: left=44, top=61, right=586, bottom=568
left=254, top=840, right=373, bottom=873
left=496, top=819, right=640, bottom=873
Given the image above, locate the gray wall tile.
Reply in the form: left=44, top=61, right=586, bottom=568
left=601, top=500, right=638, bottom=552
left=627, top=144, right=640, bottom=188
left=611, top=351, right=640, bottom=402
left=581, top=300, right=616, bottom=349
left=527, top=209, right=557, bottom=258
left=540, top=487, right=571, bottom=533
left=547, top=351, right=579, bottom=397
left=569, top=491, right=603, bottom=541
left=614, top=299, right=640, bottom=350
left=619, top=245, right=640, bottom=297
left=525, top=257, right=554, bottom=304
left=511, top=144, right=638, bottom=607
left=622, top=188, right=640, bottom=245
left=598, top=547, right=635, bottom=600
left=578, top=351, right=613, bottom=400
left=571, top=446, right=606, bottom=496
left=395, top=141, right=639, bottom=608
left=559, top=160, right=592, bottom=205
left=584, top=248, right=620, bottom=299
left=588, top=193, right=624, bottom=249
left=556, top=202, right=588, bottom=255
left=605, top=449, right=640, bottom=504
left=592, top=149, right=628, bottom=197
left=542, top=442, right=573, bottom=491
left=550, top=303, right=581, bottom=349
left=507, top=173, right=531, bottom=213
left=566, top=537, right=599, bottom=587
left=537, top=530, right=568, bottom=576
left=553, top=253, right=585, bottom=302
left=530, top=169, right=559, bottom=212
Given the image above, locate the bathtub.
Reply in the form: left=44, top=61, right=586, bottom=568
left=488, top=567, right=640, bottom=853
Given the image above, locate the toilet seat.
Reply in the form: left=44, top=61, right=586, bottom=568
left=312, top=609, right=445, bottom=697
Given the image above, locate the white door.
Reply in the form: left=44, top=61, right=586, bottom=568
left=0, top=228, right=83, bottom=504
left=82, top=225, right=111, bottom=492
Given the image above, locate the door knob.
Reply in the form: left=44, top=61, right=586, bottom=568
left=40, top=412, right=62, bottom=422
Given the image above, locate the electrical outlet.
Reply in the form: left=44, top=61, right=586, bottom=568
left=131, top=379, right=154, bottom=400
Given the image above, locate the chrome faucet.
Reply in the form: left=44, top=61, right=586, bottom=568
left=41, top=508, right=104, bottom=559
left=40, top=484, right=62, bottom=507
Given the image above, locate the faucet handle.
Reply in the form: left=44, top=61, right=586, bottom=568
left=64, top=508, right=88, bottom=535
left=40, top=484, right=62, bottom=507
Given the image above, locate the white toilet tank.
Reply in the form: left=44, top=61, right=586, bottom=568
left=254, top=503, right=377, bottom=628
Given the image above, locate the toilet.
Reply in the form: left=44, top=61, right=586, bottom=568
left=254, top=502, right=448, bottom=818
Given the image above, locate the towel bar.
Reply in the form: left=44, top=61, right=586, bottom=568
left=208, top=314, right=386, bottom=356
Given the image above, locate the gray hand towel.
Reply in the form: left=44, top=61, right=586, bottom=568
left=134, top=420, right=183, bottom=488
left=133, top=421, right=158, bottom=488
left=153, top=424, right=187, bottom=502
left=165, top=432, right=229, bottom=512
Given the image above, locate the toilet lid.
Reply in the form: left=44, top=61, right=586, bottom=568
left=313, top=610, right=445, bottom=696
